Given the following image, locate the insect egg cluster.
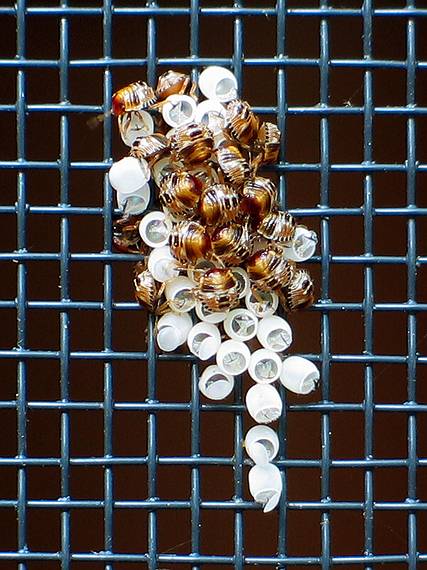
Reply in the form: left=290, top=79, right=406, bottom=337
left=109, top=67, right=320, bottom=513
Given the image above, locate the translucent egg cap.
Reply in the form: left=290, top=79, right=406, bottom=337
left=245, top=383, right=283, bottom=424
left=257, top=315, right=293, bottom=353
left=280, top=355, right=320, bottom=395
left=248, top=464, right=283, bottom=513
left=199, top=365, right=235, bottom=400
left=198, top=66, right=238, bottom=102
left=108, top=156, right=151, bottom=196
left=217, top=340, right=251, bottom=376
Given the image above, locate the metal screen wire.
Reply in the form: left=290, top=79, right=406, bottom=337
left=0, top=0, right=427, bottom=568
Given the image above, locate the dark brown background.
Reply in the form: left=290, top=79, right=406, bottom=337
left=1, top=0, right=427, bottom=568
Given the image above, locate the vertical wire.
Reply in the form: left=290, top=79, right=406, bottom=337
left=276, top=0, right=287, bottom=566
left=16, top=2, right=28, bottom=569
left=190, top=0, right=199, bottom=86
left=276, top=0, right=287, bottom=209
left=190, top=364, right=201, bottom=570
left=232, top=3, right=244, bottom=569
left=146, top=315, right=158, bottom=570
left=405, top=2, right=418, bottom=568
left=147, top=0, right=157, bottom=88
left=189, top=2, right=201, bottom=569
left=59, top=3, right=71, bottom=568
left=103, top=0, right=114, bottom=568
left=362, top=2, right=374, bottom=568
left=319, top=2, right=331, bottom=569
left=146, top=3, right=158, bottom=569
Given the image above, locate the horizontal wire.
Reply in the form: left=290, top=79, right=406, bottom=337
left=0, top=400, right=427, bottom=412
left=2, top=160, right=427, bottom=174
left=1, top=252, right=427, bottom=266
left=0, top=349, right=425, bottom=364
left=2, top=104, right=427, bottom=117
left=0, top=550, right=425, bottom=565
left=0, top=456, right=425, bottom=468
left=1, top=6, right=427, bottom=17
left=1, top=301, right=427, bottom=312
left=1, top=57, right=427, bottom=70
left=0, top=498, right=426, bottom=511
left=2, top=206, right=427, bottom=219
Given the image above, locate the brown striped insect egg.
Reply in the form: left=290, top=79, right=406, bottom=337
left=155, top=70, right=191, bottom=101
left=199, top=184, right=240, bottom=227
left=113, top=214, right=146, bottom=254
left=241, top=176, right=278, bottom=226
left=130, top=133, right=170, bottom=163
left=216, top=140, right=250, bottom=188
left=169, top=220, right=212, bottom=264
left=134, top=262, right=164, bottom=314
left=188, top=165, right=220, bottom=191
left=195, top=268, right=240, bottom=312
left=256, top=122, right=281, bottom=164
left=171, top=122, right=214, bottom=166
left=257, top=211, right=296, bottom=245
left=159, top=171, right=203, bottom=218
left=112, top=81, right=157, bottom=116
left=279, top=269, right=315, bottom=313
left=225, top=99, right=259, bottom=147
left=246, top=245, right=295, bottom=291
left=211, top=223, right=253, bottom=265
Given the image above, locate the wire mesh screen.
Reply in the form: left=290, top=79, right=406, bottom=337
left=1, top=0, right=427, bottom=568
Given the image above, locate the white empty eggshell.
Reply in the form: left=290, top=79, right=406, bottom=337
left=162, top=94, right=197, bottom=128
left=198, top=66, right=238, bottom=102
left=195, top=99, right=227, bottom=134
left=245, top=425, right=279, bottom=465
left=248, top=349, right=282, bottom=384
left=117, top=183, right=151, bottom=215
left=245, top=384, right=283, bottom=424
left=248, top=463, right=283, bottom=513
left=223, top=308, right=258, bottom=342
left=119, top=110, right=154, bottom=146
left=217, top=340, right=251, bottom=376
left=199, top=365, right=234, bottom=400
left=257, top=315, right=292, bottom=353
left=156, top=312, right=192, bottom=352
left=280, top=356, right=320, bottom=395
left=139, top=210, right=171, bottom=248
left=283, top=226, right=318, bottom=262
left=109, top=156, right=151, bottom=196
left=147, top=246, right=180, bottom=283
left=187, top=322, right=221, bottom=361
left=165, top=276, right=196, bottom=313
